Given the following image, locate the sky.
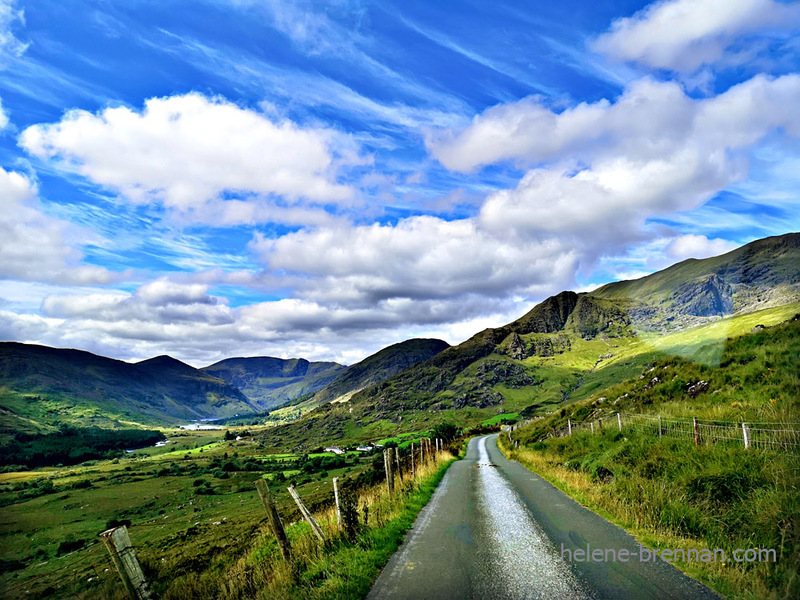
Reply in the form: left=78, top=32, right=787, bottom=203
left=0, top=0, right=799, bottom=367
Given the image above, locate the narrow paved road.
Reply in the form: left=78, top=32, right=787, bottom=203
left=368, top=434, right=720, bottom=600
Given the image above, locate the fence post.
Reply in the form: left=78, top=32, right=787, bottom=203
left=287, top=485, right=326, bottom=542
left=568, top=419, right=572, bottom=436
left=419, top=439, right=424, bottom=467
left=410, top=442, right=416, bottom=478
left=590, top=422, right=595, bottom=434
left=431, top=439, right=437, bottom=464
left=658, top=415, right=662, bottom=439
left=742, top=422, right=751, bottom=450
left=332, top=477, right=342, bottom=527
left=598, top=418, right=603, bottom=432
left=256, top=479, right=292, bottom=562
left=99, top=526, right=152, bottom=600
left=383, top=449, right=394, bottom=493
left=394, top=447, right=404, bottom=483
left=617, top=413, right=622, bottom=432
left=693, top=417, right=700, bottom=446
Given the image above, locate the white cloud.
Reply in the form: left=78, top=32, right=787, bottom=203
left=0, top=167, right=123, bottom=285
left=665, top=234, right=737, bottom=261
left=591, top=0, right=800, bottom=72
left=0, top=97, right=8, bottom=129
left=0, top=0, right=27, bottom=67
left=426, top=74, right=800, bottom=251
left=428, top=75, right=800, bottom=173
left=251, top=217, right=580, bottom=305
left=20, top=93, right=362, bottom=216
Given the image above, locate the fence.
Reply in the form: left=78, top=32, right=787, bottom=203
left=545, top=412, right=800, bottom=453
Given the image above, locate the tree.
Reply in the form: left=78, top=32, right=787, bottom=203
left=432, top=423, right=459, bottom=444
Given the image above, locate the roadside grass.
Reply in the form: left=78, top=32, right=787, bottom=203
left=154, top=450, right=457, bottom=600
left=501, top=315, right=800, bottom=600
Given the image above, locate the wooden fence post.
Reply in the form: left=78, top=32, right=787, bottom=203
left=410, top=442, right=416, bottom=478
left=419, top=439, right=424, bottom=467
left=394, top=447, right=404, bottom=483
left=568, top=419, right=572, bottom=436
left=99, top=526, right=151, bottom=600
left=256, top=479, right=292, bottom=562
left=742, top=422, right=751, bottom=450
left=693, top=416, right=700, bottom=446
left=590, top=422, right=594, bottom=434
left=658, top=415, right=662, bottom=438
left=383, top=449, right=394, bottom=493
left=431, top=439, right=437, bottom=464
left=598, top=418, right=603, bottom=432
left=617, top=413, right=622, bottom=432
left=332, top=477, right=341, bottom=527
left=287, top=485, right=325, bottom=542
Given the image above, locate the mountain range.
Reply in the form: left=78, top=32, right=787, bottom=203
left=0, top=232, right=798, bottom=438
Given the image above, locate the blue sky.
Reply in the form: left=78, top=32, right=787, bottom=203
left=0, top=0, right=799, bottom=366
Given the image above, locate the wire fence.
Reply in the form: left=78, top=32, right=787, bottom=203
left=546, top=412, right=800, bottom=453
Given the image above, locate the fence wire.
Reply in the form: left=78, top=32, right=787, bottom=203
left=547, top=412, right=800, bottom=453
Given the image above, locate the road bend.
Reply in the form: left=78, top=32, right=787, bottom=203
left=367, top=434, right=720, bottom=600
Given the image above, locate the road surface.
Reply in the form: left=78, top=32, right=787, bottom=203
left=368, top=434, right=719, bottom=600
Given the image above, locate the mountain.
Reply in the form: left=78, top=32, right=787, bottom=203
left=0, top=344, right=259, bottom=431
left=308, top=338, right=450, bottom=407
left=592, top=232, right=800, bottom=330
left=201, top=357, right=344, bottom=411
left=260, top=232, right=800, bottom=448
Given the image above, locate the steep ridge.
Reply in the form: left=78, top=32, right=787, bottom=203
left=202, top=357, right=344, bottom=411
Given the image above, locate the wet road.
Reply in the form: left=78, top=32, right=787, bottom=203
left=367, top=434, right=720, bottom=600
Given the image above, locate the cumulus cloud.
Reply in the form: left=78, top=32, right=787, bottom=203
left=591, top=0, right=800, bottom=72
left=428, top=75, right=800, bottom=172
left=665, top=234, right=738, bottom=261
left=425, top=74, right=800, bottom=250
left=19, top=93, right=362, bottom=216
left=0, top=167, right=122, bottom=285
left=251, top=217, right=580, bottom=305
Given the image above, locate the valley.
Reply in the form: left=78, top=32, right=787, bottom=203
left=1, top=233, right=799, bottom=599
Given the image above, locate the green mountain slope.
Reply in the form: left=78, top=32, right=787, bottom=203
left=202, top=357, right=344, bottom=411
left=0, top=344, right=259, bottom=431
left=310, top=338, right=450, bottom=406
left=592, top=232, right=800, bottom=329
left=259, top=233, right=800, bottom=449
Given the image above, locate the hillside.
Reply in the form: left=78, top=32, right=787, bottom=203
left=202, top=357, right=343, bottom=411
left=0, top=344, right=259, bottom=431
left=505, top=314, right=800, bottom=599
left=309, top=338, right=450, bottom=406
left=258, top=233, right=800, bottom=448
left=592, top=232, right=800, bottom=330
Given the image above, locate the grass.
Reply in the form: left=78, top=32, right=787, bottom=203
left=0, top=431, right=379, bottom=599
left=502, top=314, right=800, bottom=600
left=154, top=448, right=458, bottom=599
